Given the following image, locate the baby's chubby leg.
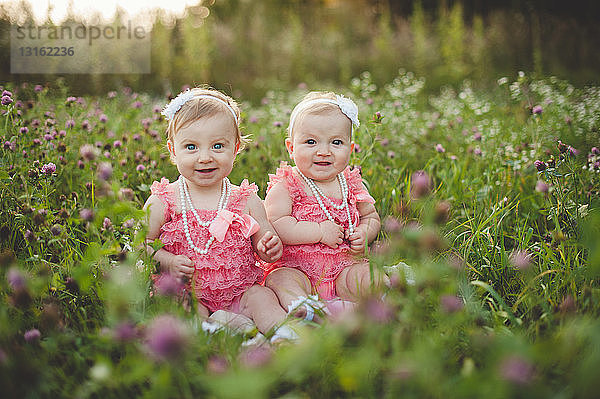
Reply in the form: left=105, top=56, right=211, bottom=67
left=239, top=284, right=287, bottom=334
left=265, top=268, right=311, bottom=309
left=335, top=262, right=388, bottom=301
left=265, top=267, right=325, bottom=322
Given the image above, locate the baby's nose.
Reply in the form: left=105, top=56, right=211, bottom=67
left=196, top=149, right=212, bottom=162
left=316, top=144, right=331, bottom=155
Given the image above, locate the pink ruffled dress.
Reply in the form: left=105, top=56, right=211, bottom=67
left=150, top=178, right=263, bottom=312
left=266, top=163, right=375, bottom=300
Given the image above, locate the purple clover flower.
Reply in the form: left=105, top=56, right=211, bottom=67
left=534, top=160, right=546, bottom=171
left=207, top=355, right=229, bottom=374
left=20, top=127, right=28, bottom=134
left=567, top=146, right=579, bottom=156
left=411, top=170, right=431, bottom=199
left=34, top=85, right=43, bottom=92
left=136, top=164, right=145, bottom=172
left=24, top=329, right=41, bottom=342
left=144, top=315, right=190, bottom=361
left=499, top=355, right=534, bottom=385
left=122, top=219, right=135, bottom=229
left=535, top=180, right=549, bottom=193
left=155, top=273, right=184, bottom=297
left=383, top=216, right=401, bottom=232
left=239, top=347, right=272, bottom=368
left=97, top=162, right=113, bottom=181
left=532, top=105, right=543, bottom=115
left=364, top=298, right=394, bottom=323
left=3, top=141, right=15, bottom=151
left=440, top=295, right=464, bottom=313
left=80, top=144, right=96, bottom=161
left=141, top=118, right=152, bottom=130
left=80, top=208, right=94, bottom=221
left=113, top=322, right=138, bottom=342
left=510, top=250, right=532, bottom=270
left=1, top=95, right=13, bottom=106
left=435, top=144, right=445, bottom=153
left=102, top=217, right=113, bottom=230
left=40, top=162, right=56, bottom=175
left=7, top=268, right=26, bottom=290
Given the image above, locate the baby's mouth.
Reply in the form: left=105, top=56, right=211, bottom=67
left=196, top=167, right=217, bottom=174
left=314, top=161, right=332, bottom=166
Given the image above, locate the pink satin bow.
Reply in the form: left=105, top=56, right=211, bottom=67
left=209, top=209, right=260, bottom=242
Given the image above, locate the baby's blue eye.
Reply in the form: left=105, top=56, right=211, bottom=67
left=186, top=144, right=196, bottom=150
left=213, top=143, right=223, bottom=150
left=332, top=139, right=343, bottom=145
left=306, top=139, right=316, bottom=145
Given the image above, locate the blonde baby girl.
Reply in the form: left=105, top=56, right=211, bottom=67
left=264, top=91, right=384, bottom=320
left=144, top=87, right=292, bottom=337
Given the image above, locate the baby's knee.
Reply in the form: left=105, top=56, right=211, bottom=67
left=245, top=284, right=275, bottom=301
left=240, top=285, right=277, bottom=309
left=265, top=267, right=311, bottom=291
left=337, top=263, right=376, bottom=298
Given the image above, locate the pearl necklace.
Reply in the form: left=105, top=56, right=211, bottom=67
left=296, top=168, right=354, bottom=235
left=179, top=176, right=230, bottom=254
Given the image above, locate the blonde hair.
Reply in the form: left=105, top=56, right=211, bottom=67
left=165, top=87, right=249, bottom=151
left=287, top=91, right=350, bottom=139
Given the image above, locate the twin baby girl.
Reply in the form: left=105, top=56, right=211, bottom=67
left=144, top=87, right=385, bottom=341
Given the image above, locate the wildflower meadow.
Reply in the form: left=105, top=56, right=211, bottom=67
left=1, top=70, right=600, bottom=398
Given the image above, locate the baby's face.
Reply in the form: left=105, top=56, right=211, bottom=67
left=168, top=113, right=238, bottom=190
left=286, top=110, right=353, bottom=183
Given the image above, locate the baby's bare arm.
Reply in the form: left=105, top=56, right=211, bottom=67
left=246, top=192, right=282, bottom=262
left=144, top=195, right=193, bottom=277
left=265, top=182, right=337, bottom=246
left=347, top=184, right=381, bottom=254
left=356, top=200, right=381, bottom=244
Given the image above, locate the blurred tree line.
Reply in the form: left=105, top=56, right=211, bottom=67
left=1, top=0, right=599, bottom=102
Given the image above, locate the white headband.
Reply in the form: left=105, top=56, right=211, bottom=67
left=288, top=94, right=360, bottom=137
left=161, top=90, right=238, bottom=125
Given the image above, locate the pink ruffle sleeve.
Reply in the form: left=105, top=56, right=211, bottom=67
left=267, top=162, right=306, bottom=202
left=150, top=177, right=175, bottom=221
left=345, top=167, right=375, bottom=204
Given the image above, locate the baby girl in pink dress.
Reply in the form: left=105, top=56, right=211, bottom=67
left=144, top=87, right=292, bottom=337
left=264, top=91, right=385, bottom=320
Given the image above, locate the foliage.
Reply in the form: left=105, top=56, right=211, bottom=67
left=1, top=0, right=599, bottom=100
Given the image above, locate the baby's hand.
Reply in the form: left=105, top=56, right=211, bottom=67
left=167, top=255, right=194, bottom=281
left=347, top=227, right=368, bottom=254
left=319, top=220, right=344, bottom=248
left=257, top=230, right=283, bottom=262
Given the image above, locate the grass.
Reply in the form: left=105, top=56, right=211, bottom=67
left=0, top=71, right=599, bottom=397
